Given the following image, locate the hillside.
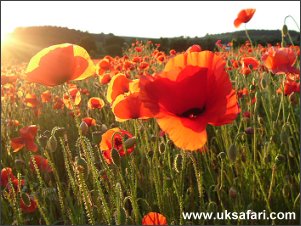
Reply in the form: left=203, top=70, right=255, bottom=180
left=1, top=26, right=300, bottom=64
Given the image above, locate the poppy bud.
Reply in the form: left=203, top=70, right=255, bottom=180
left=174, top=154, right=183, bottom=173
left=245, top=127, right=254, bottom=135
left=111, top=148, right=121, bottom=166
left=39, top=135, right=48, bottom=148
left=75, top=156, right=87, bottom=172
left=207, top=201, right=217, bottom=212
left=159, top=142, right=166, bottom=154
left=282, top=24, right=288, bottom=37
left=275, top=154, right=285, bottom=165
left=80, top=121, right=89, bottom=136
left=92, top=131, right=102, bottom=144
left=229, top=187, right=237, bottom=199
left=21, top=192, right=31, bottom=207
left=218, top=152, right=226, bottom=160
left=100, top=124, right=108, bottom=134
left=228, top=144, right=237, bottom=162
left=46, top=135, right=57, bottom=152
left=124, top=137, right=137, bottom=149
left=282, top=184, right=290, bottom=198
left=147, top=150, right=154, bottom=159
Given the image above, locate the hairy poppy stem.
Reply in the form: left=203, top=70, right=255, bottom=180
left=244, top=24, right=253, bottom=49
left=284, top=15, right=300, bottom=32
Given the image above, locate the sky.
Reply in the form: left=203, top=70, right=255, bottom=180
left=1, top=1, right=300, bottom=39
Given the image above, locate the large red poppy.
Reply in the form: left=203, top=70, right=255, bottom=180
left=262, top=47, right=299, bottom=75
left=25, top=43, right=95, bottom=86
left=139, top=51, right=239, bottom=151
left=234, top=8, right=256, bottom=28
left=11, top=125, right=38, bottom=152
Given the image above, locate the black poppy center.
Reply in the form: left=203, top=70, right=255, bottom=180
left=180, top=107, right=206, bottom=119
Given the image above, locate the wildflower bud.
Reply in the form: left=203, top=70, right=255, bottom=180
left=55, top=127, right=66, bottom=137
left=280, top=125, right=289, bottom=144
left=39, top=135, right=48, bottom=148
left=159, top=142, right=166, bottom=154
left=124, top=137, right=137, bottom=149
left=227, top=144, right=237, bottom=162
left=245, top=127, right=254, bottom=135
left=21, top=192, right=31, bottom=207
left=288, top=150, right=295, bottom=158
left=100, top=124, right=108, bottom=134
left=282, top=24, right=288, bottom=37
left=207, top=201, right=217, bottom=212
left=275, top=154, right=285, bottom=165
left=174, top=154, right=183, bottom=173
left=147, top=150, right=154, bottom=158
left=75, top=156, right=87, bottom=172
left=92, top=131, right=102, bottom=144
left=229, top=187, right=237, bottom=199
left=111, top=148, right=121, bottom=166
left=217, top=152, right=226, bottom=160
left=167, top=140, right=175, bottom=149
left=80, top=121, right=88, bottom=136
left=282, top=184, right=290, bottom=198
left=46, top=135, right=57, bottom=152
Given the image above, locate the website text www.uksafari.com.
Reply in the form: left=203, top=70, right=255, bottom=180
left=182, top=210, right=296, bottom=221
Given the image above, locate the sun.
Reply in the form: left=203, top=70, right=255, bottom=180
left=1, top=26, right=14, bottom=44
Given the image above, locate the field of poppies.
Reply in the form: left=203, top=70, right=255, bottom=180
left=1, top=9, right=300, bottom=225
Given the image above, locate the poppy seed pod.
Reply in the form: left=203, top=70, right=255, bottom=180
left=124, top=137, right=137, bottom=149
left=229, top=187, right=237, bottom=199
left=46, top=135, right=57, bottom=152
left=228, top=144, right=237, bottom=162
left=80, top=121, right=89, bottom=136
left=282, top=24, right=288, bottom=37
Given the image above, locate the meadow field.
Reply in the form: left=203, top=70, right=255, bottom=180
left=1, top=9, right=300, bottom=225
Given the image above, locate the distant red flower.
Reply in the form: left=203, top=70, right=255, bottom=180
left=99, top=128, right=135, bottom=164
left=82, top=117, right=96, bottom=127
left=30, top=155, right=52, bottom=173
left=87, top=97, right=105, bottom=110
left=1, top=75, right=18, bottom=85
left=25, top=43, right=95, bottom=86
left=262, top=47, right=299, bottom=74
left=234, top=8, right=256, bottom=28
left=142, top=212, right=167, bottom=225
left=41, top=90, right=52, bottom=103
left=186, top=44, right=202, bottom=53
left=24, top=93, right=39, bottom=108
left=277, top=80, right=300, bottom=96
left=11, top=125, right=38, bottom=152
left=63, top=87, right=81, bottom=110
left=1, top=167, right=24, bottom=190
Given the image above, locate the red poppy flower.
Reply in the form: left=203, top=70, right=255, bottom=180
left=139, top=51, right=239, bottom=151
left=1, top=167, right=15, bottom=187
left=99, top=73, right=113, bottom=85
left=63, top=87, right=81, bottom=110
left=1, top=167, right=25, bottom=190
left=20, top=194, right=37, bottom=213
left=186, top=44, right=202, bottom=53
left=82, top=117, right=96, bottom=127
left=87, top=97, right=105, bottom=110
left=30, top=155, right=52, bottom=173
left=106, top=74, right=132, bottom=104
left=262, top=47, right=299, bottom=74
left=234, top=8, right=256, bottom=28
left=142, top=212, right=167, bottom=225
left=11, top=125, right=38, bottom=152
left=100, top=128, right=135, bottom=164
left=277, top=80, right=300, bottom=95
left=25, top=43, right=95, bottom=86
left=24, top=93, right=39, bottom=108
left=41, top=90, right=52, bottom=103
